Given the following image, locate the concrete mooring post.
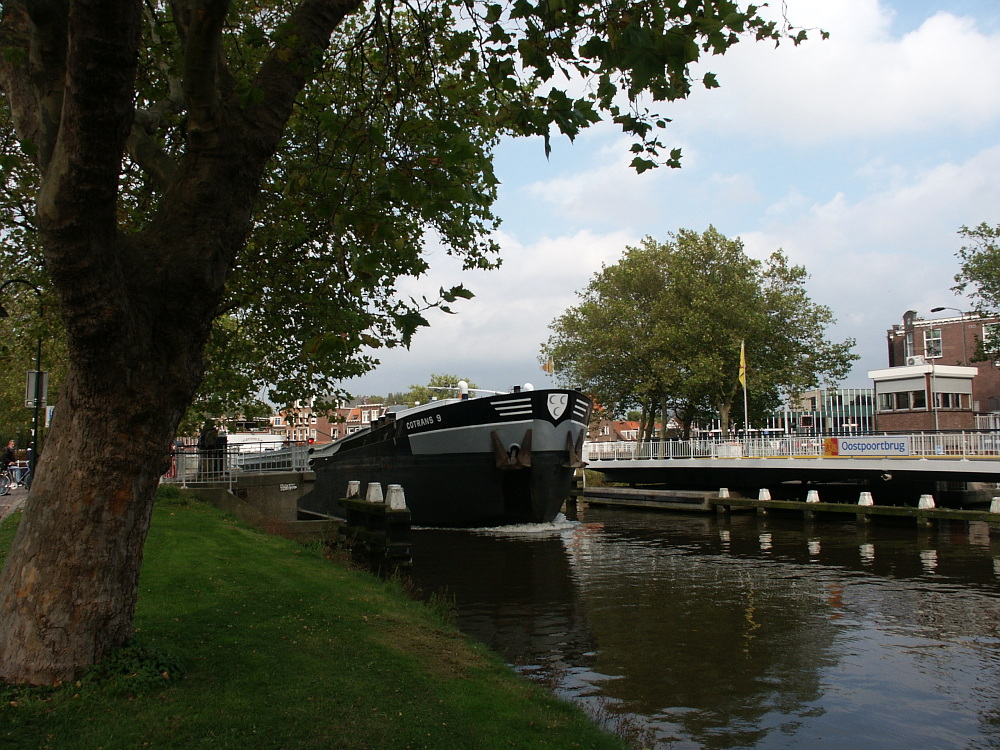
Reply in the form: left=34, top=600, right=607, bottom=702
left=341, top=482, right=412, bottom=573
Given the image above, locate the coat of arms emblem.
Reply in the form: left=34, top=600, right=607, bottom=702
left=547, top=393, right=568, bottom=420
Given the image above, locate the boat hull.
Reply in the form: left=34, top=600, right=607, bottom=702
left=299, top=389, right=591, bottom=527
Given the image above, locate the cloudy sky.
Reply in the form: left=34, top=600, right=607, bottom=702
left=345, top=0, right=1000, bottom=398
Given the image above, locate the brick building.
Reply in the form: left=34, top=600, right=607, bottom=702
left=874, top=310, right=1000, bottom=430
left=272, top=399, right=388, bottom=444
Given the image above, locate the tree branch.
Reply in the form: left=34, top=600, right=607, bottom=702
left=246, top=0, right=364, bottom=157
left=178, top=0, right=228, bottom=146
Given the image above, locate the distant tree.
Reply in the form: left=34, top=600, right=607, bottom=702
left=543, top=228, right=857, bottom=437
left=401, top=374, right=479, bottom=407
left=953, top=222, right=1000, bottom=360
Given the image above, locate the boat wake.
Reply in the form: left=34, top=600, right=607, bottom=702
left=469, top=514, right=578, bottom=537
left=414, top=514, right=578, bottom=536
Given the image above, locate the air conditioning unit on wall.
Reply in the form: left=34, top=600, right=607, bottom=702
left=905, top=355, right=926, bottom=366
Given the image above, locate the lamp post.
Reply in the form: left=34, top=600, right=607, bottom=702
left=930, top=306, right=969, bottom=366
left=0, top=279, right=44, bottom=480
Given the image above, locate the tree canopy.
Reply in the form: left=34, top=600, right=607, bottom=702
left=543, top=228, right=857, bottom=436
left=953, top=222, right=1000, bottom=360
left=0, top=0, right=823, bottom=685
left=0, top=0, right=821, bottom=419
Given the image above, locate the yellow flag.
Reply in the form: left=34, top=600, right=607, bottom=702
left=541, top=359, right=554, bottom=374
left=738, top=340, right=746, bottom=387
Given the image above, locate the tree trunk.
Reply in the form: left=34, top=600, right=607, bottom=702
left=0, top=0, right=364, bottom=685
left=719, top=400, right=732, bottom=439
left=0, top=308, right=209, bottom=684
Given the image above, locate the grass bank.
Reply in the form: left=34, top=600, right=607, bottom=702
left=0, top=490, right=625, bottom=749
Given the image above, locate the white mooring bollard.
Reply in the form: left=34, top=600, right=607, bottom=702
left=991, top=497, right=1000, bottom=514
left=858, top=492, right=874, bottom=506
left=365, top=482, right=384, bottom=503
left=386, top=484, right=408, bottom=510
left=918, top=494, right=936, bottom=510
left=758, top=488, right=771, bottom=501
left=719, top=487, right=730, bottom=499
left=806, top=490, right=820, bottom=503
left=346, top=480, right=361, bottom=498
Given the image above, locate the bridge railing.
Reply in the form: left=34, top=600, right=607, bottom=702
left=583, top=432, right=1000, bottom=462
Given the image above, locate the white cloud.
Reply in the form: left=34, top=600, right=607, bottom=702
left=347, top=229, right=637, bottom=394
left=680, top=0, right=1000, bottom=143
left=739, top=143, right=1000, bottom=384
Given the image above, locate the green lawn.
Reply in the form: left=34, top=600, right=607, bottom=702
left=0, top=490, right=626, bottom=749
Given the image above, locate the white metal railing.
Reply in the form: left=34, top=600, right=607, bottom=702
left=583, top=432, right=1000, bottom=462
left=161, top=444, right=314, bottom=488
left=977, top=414, right=1000, bottom=431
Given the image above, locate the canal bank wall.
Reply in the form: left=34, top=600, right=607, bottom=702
left=185, top=471, right=343, bottom=543
left=581, top=486, right=1000, bottom=531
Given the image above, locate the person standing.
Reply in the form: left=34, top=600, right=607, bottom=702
left=1, top=439, right=25, bottom=484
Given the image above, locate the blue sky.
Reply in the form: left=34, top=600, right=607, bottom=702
left=345, top=0, right=1000, bottom=398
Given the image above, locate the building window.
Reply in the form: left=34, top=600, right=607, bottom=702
left=878, top=393, right=893, bottom=412
left=896, top=392, right=911, bottom=409
left=905, top=332, right=914, bottom=358
left=911, top=391, right=926, bottom=409
left=935, top=393, right=970, bottom=409
left=924, top=328, right=942, bottom=358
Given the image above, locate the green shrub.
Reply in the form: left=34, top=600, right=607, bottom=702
left=155, top=482, right=192, bottom=506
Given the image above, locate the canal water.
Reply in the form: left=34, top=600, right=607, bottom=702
left=407, top=506, right=1000, bottom=749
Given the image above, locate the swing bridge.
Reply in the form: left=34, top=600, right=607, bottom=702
left=582, top=432, right=1000, bottom=490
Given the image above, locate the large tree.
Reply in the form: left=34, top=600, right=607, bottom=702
left=544, top=228, right=857, bottom=436
left=0, top=0, right=817, bottom=685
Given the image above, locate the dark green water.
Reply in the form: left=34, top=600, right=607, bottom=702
left=408, top=507, right=1000, bottom=749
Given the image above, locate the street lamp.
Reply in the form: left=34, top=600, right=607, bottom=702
left=930, top=306, right=969, bottom=366
left=0, top=279, right=44, bottom=481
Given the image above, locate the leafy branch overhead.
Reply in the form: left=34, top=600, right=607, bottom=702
left=0, top=0, right=824, bottom=685
left=0, top=0, right=824, bottom=416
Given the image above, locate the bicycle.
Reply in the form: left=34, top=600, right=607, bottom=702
left=0, top=465, right=31, bottom=495
left=0, top=468, right=14, bottom=496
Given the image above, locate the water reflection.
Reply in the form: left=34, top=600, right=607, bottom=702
left=408, top=508, right=1000, bottom=749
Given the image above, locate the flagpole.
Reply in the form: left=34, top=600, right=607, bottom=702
left=739, top=340, right=749, bottom=434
